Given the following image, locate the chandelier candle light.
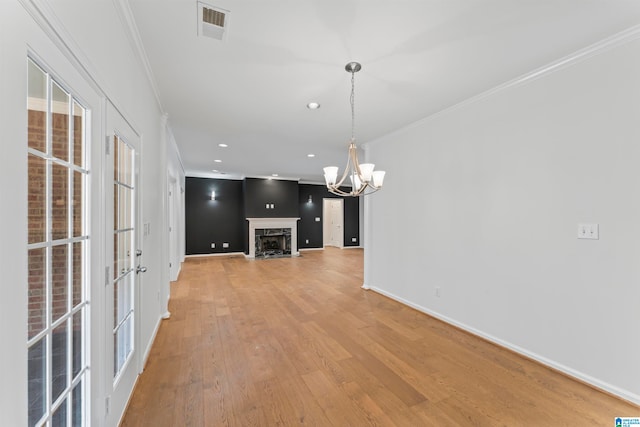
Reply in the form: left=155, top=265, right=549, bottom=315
left=323, top=62, right=385, bottom=196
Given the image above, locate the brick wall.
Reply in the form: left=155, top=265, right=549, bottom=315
left=28, top=107, right=84, bottom=339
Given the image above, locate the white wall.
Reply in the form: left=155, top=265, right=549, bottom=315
left=365, top=32, right=640, bottom=404
left=0, top=0, right=184, bottom=424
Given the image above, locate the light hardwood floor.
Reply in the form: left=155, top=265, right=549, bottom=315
left=121, top=247, right=638, bottom=426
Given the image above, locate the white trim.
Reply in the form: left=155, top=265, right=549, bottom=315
left=367, top=24, right=640, bottom=148
left=299, top=248, right=324, bottom=252
left=185, top=252, right=246, bottom=258
left=140, top=315, right=162, bottom=371
left=366, top=286, right=640, bottom=406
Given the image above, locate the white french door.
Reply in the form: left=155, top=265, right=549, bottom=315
left=105, top=105, right=142, bottom=425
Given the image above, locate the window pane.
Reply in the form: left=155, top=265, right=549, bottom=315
left=117, top=184, right=132, bottom=230
left=52, top=244, right=69, bottom=322
left=114, top=315, right=133, bottom=377
left=72, top=380, right=82, bottom=426
left=51, top=162, right=69, bottom=240
left=28, top=248, right=46, bottom=340
left=52, top=321, right=68, bottom=404
left=72, top=241, right=83, bottom=307
left=114, top=230, right=132, bottom=277
left=51, top=82, right=70, bottom=162
left=28, top=60, right=47, bottom=152
left=28, top=336, right=46, bottom=427
left=28, top=155, right=46, bottom=244
left=72, top=171, right=83, bottom=237
left=72, top=101, right=85, bottom=168
left=115, top=136, right=134, bottom=186
left=72, top=310, right=82, bottom=378
left=51, top=397, right=67, bottom=427
left=114, top=272, right=133, bottom=328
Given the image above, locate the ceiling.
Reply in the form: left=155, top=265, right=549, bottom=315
left=128, top=0, right=640, bottom=183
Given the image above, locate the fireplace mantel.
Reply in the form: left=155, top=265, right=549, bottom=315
left=246, top=218, right=300, bottom=259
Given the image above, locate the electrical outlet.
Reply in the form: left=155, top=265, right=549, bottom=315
left=305, top=239, right=309, bottom=244
left=270, top=204, right=274, bottom=209
left=223, top=242, right=229, bottom=248
left=210, top=243, right=215, bottom=248
left=351, top=237, right=357, bottom=242
left=315, top=217, right=321, bottom=222
left=435, top=287, right=441, bottom=297
left=265, top=203, right=269, bottom=209
left=577, top=223, right=599, bottom=240
left=105, top=396, right=111, bottom=415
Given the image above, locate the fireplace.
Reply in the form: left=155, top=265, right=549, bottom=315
left=255, top=228, right=291, bottom=258
left=247, top=218, right=300, bottom=259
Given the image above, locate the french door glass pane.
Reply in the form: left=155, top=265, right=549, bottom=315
left=28, top=154, right=46, bottom=244
left=27, top=61, right=46, bottom=152
left=72, top=311, right=83, bottom=378
left=52, top=163, right=69, bottom=241
left=73, top=171, right=83, bottom=237
left=72, top=241, right=83, bottom=307
left=51, top=321, right=68, bottom=403
left=28, top=336, right=46, bottom=426
left=28, top=247, right=46, bottom=340
left=115, top=272, right=133, bottom=328
left=51, top=398, right=67, bottom=427
left=72, top=382, right=82, bottom=426
left=51, top=82, right=70, bottom=162
left=72, top=102, right=85, bottom=168
left=52, top=244, right=69, bottom=322
left=114, top=315, right=133, bottom=376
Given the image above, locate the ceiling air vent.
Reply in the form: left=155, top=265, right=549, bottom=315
left=197, top=2, right=229, bottom=41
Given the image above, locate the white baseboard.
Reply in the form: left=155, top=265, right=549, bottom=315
left=300, top=247, right=324, bottom=252
left=185, top=252, right=246, bottom=258
left=367, top=286, right=640, bottom=406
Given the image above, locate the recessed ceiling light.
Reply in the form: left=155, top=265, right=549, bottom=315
left=214, top=159, right=222, bottom=163
left=307, top=102, right=320, bottom=110
left=212, top=169, right=219, bottom=172
left=218, top=143, right=228, bottom=148
left=307, top=154, right=315, bottom=158
left=272, top=174, right=279, bottom=177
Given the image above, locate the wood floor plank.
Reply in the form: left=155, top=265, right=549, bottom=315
left=121, top=248, right=639, bottom=426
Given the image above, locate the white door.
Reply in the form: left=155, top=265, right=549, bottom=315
left=105, top=104, right=143, bottom=425
left=323, top=199, right=344, bottom=248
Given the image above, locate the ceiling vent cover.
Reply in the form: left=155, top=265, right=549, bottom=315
left=197, top=2, right=229, bottom=41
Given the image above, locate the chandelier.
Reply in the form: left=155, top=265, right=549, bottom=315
left=323, top=62, right=385, bottom=197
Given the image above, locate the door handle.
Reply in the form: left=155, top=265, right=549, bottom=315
left=136, top=265, right=147, bottom=274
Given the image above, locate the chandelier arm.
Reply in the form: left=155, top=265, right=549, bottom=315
left=333, top=147, right=353, bottom=189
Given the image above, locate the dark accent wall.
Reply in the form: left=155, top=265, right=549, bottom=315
left=244, top=178, right=299, bottom=218
left=343, top=195, right=360, bottom=247
left=185, top=177, right=245, bottom=254
left=298, top=184, right=360, bottom=249
left=185, top=178, right=360, bottom=255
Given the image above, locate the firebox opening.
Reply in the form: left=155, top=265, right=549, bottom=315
left=255, top=228, right=292, bottom=259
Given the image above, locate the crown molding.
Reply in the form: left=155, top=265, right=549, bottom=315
left=369, top=24, right=640, bottom=147
left=112, top=0, right=164, bottom=113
